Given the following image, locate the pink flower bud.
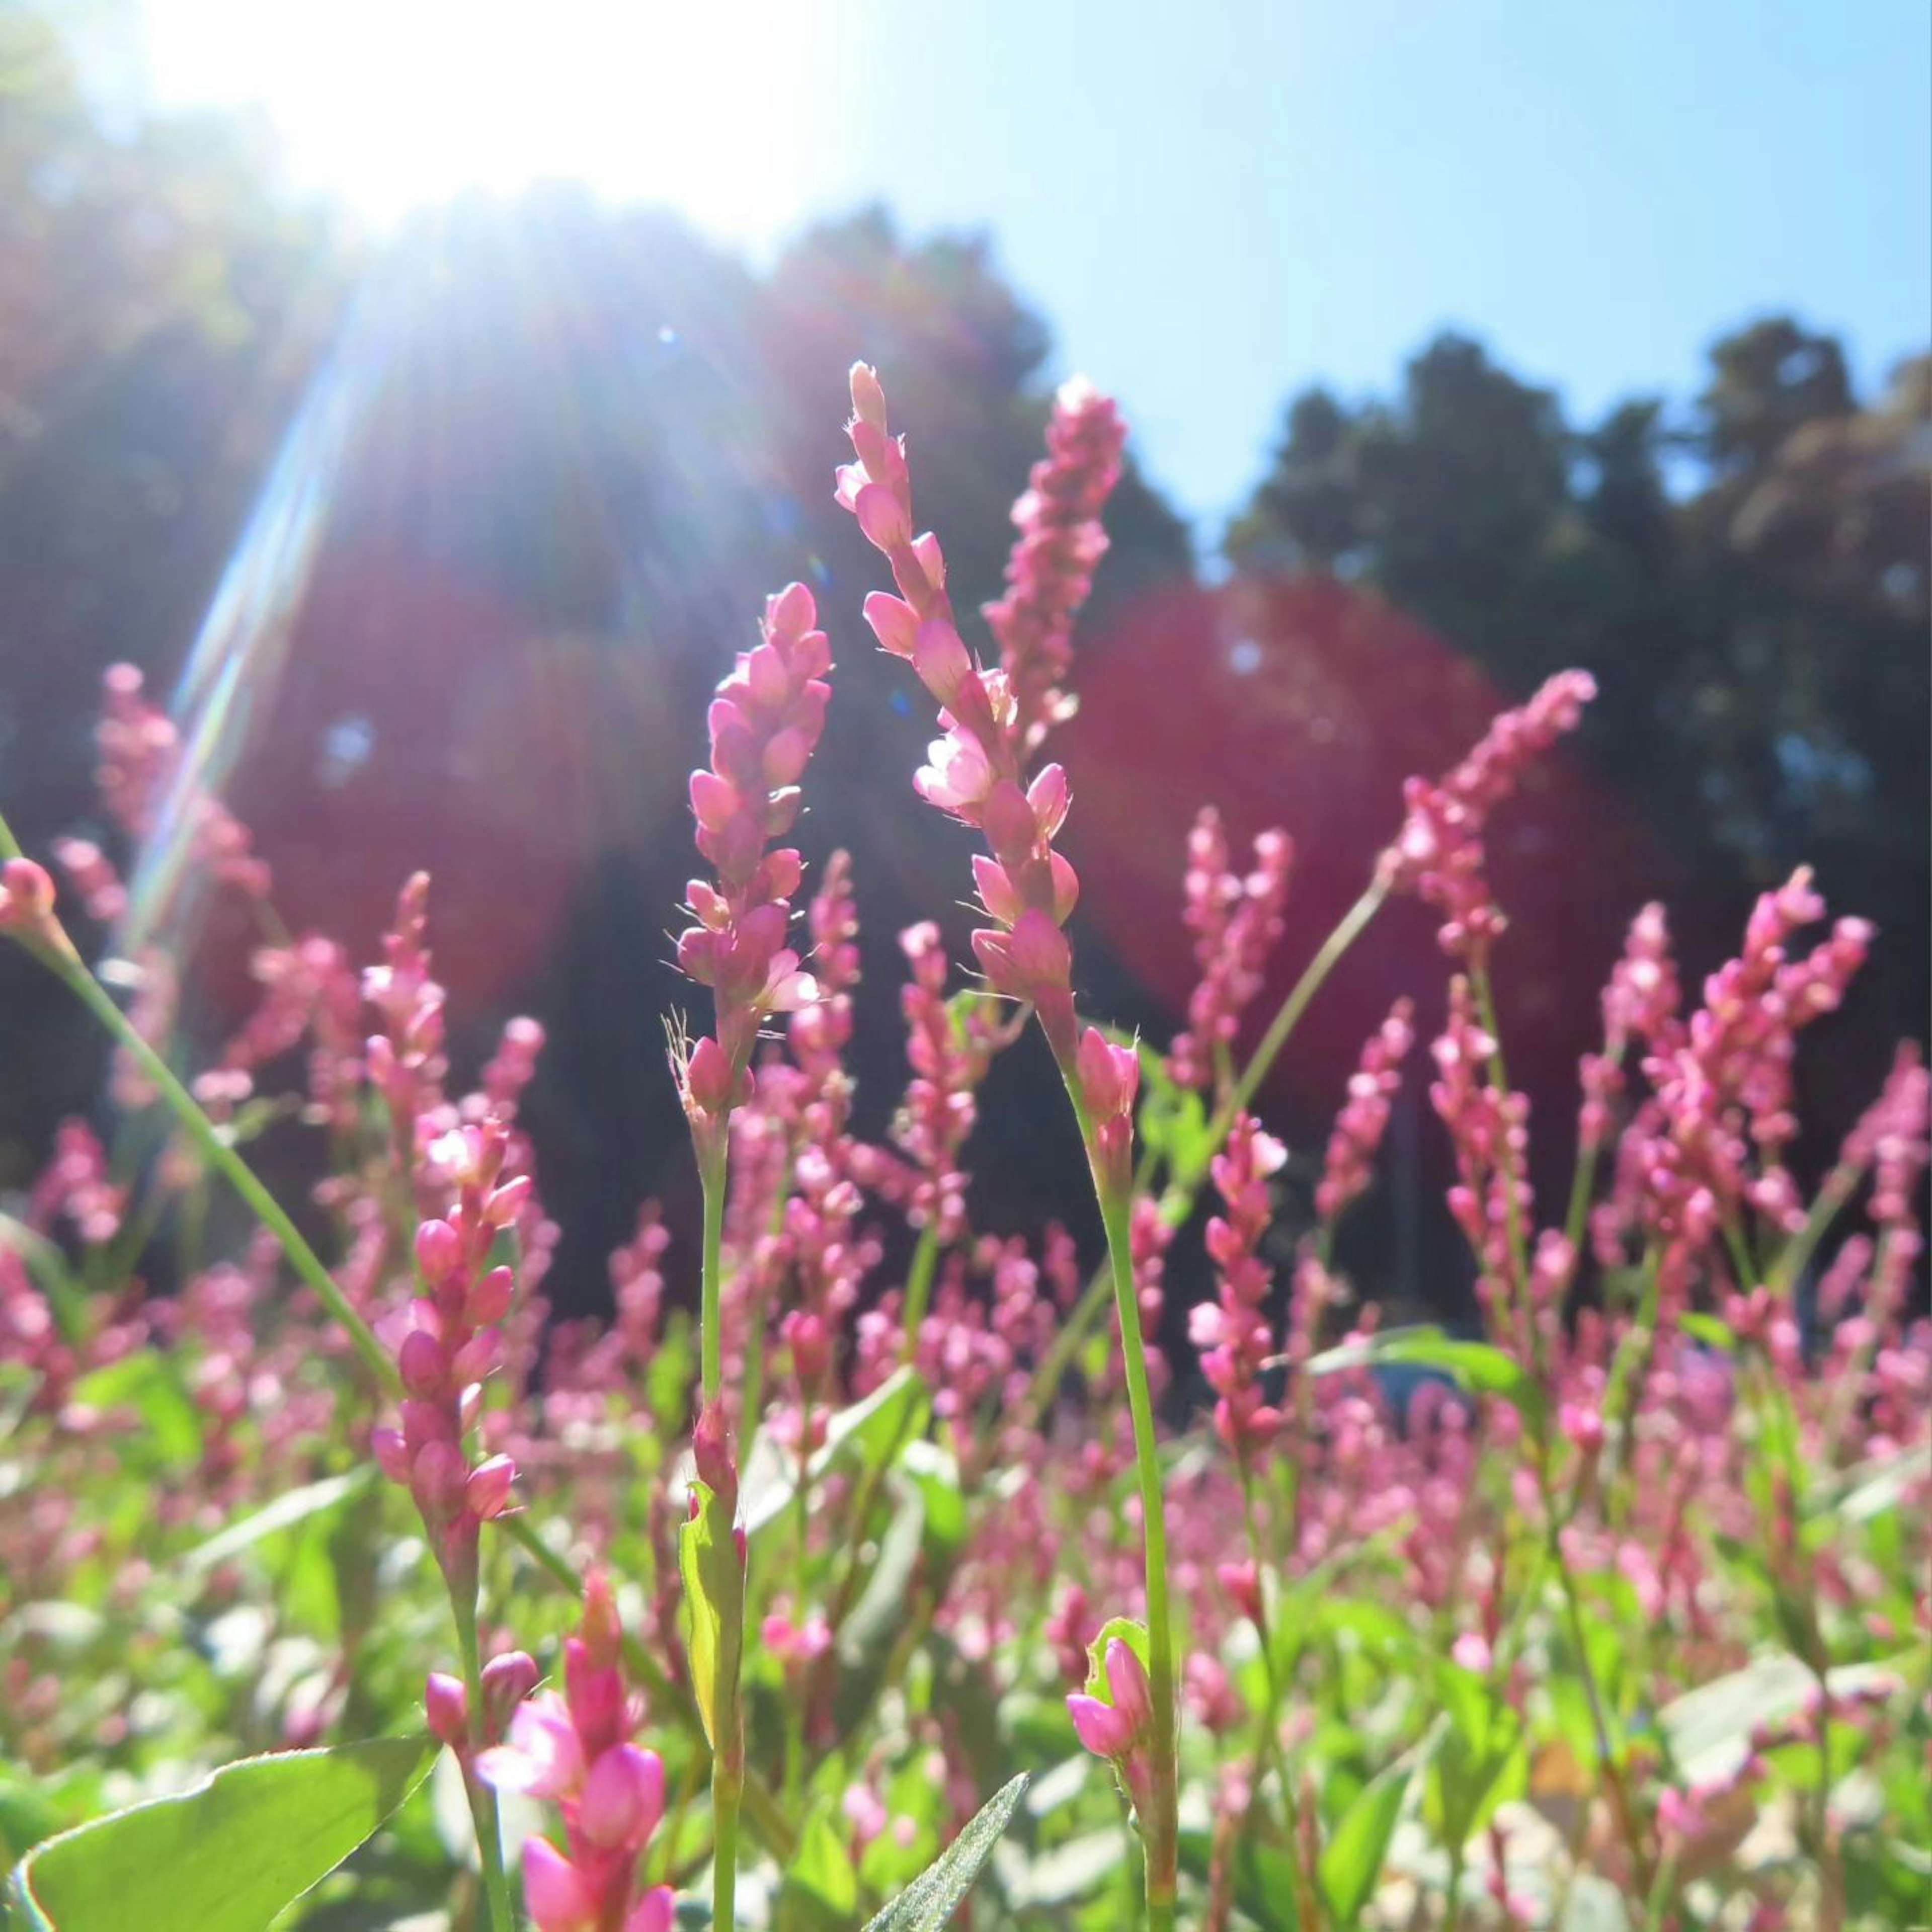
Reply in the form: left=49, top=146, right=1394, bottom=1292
left=410, top=1438, right=470, bottom=1523
left=850, top=362, right=888, bottom=430
left=863, top=592, right=919, bottom=658
left=1104, top=1639, right=1154, bottom=1734
left=1067, top=1692, right=1135, bottom=1760
left=912, top=620, right=973, bottom=706
left=1026, top=764, right=1071, bottom=839
left=0, top=857, right=57, bottom=930
left=371, top=1426, right=411, bottom=1484
left=855, top=482, right=911, bottom=552
left=425, top=1672, right=469, bottom=1746
left=766, top=580, right=817, bottom=639
left=683, top=1036, right=735, bottom=1115
left=581, top=1569, right=623, bottom=1670
left=398, top=1330, right=447, bottom=1397
left=480, top=1651, right=539, bottom=1737
left=465, top=1454, right=517, bottom=1520
left=486, top=1174, right=532, bottom=1225
left=1076, top=1027, right=1140, bottom=1122
left=467, top=1266, right=516, bottom=1327
left=415, top=1218, right=462, bottom=1282
left=688, top=769, right=739, bottom=833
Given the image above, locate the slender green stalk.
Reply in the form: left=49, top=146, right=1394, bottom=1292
left=898, top=1218, right=943, bottom=1364
left=694, top=1136, right=743, bottom=1931
left=1195, top=880, right=1388, bottom=1186
left=1096, top=1182, right=1178, bottom=1932
left=1014, top=881, right=1390, bottom=1445
left=699, top=1142, right=730, bottom=1410
left=450, top=1579, right=517, bottom=1932
left=31, top=936, right=399, bottom=1393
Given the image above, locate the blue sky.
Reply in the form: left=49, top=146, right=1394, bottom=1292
left=126, top=0, right=1932, bottom=530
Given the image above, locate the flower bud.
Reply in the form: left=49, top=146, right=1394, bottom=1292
left=425, top=1672, right=469, bottom=1747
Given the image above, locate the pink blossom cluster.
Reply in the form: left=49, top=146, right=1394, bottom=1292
left=1430, top=977, right=1533, bottom=1336
left=1189, top=1112, right=1287, bottom=1467
left=1169, top=806, right=1294, bottom=1094
left=479, top=1576, right=674, bottom=1932
left=48, top=837, right=125, bottom=924
left=839, top=364, right=1151, bottom=1210
left=675, top=582, right=832, bottom=1147
left=1315, top=996, right=1416, bottom=1225
left=981, top=376, right=1126, bottom=757
left=1604, top=868, right=1872, bottom=1281
left=1577, top=903, right=1682, bottom=1156
left=1067, top=1638, right=1162, bottom=1820
left=95, top=663, right=271, bottom=900
left=363, top=872, right=449, bottom=1173
left=371, top=1119, right=526, bottom=1577
left=1379, top=668, right=1596, bottom=961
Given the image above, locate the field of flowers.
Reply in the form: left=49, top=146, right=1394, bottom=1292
left=1, top=366, right=1926, bottom=1932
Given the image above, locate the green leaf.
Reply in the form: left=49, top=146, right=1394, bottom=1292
left=182, top=1470, right=376, bottom=1576
left=860, top=1773, right=1028, bottom=1931
left=740, top=1366, right=930, bottom=1539
left=7, top=1736, right=437, bottom=1932
left=1675, top=1312, right=1736, bottom=1352
left=67, top=1353, right=203, bottom=1467
left=1177, top=1828, right=1300, bottom=1931
left=1310, top=1328, right=1547, bottom=1433
left=898, top=1439, right=967, bottom=1557
left=782, top=1803, right=859, bottom=1925
left=1320, top=1759, right=1411, bottom=1922
left=677, top=1479, right=744, bottom=1752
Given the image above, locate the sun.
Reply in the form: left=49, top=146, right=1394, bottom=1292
left=131, top=0, right=832, bottom=238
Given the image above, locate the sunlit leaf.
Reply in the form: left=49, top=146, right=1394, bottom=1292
left=1320, top=1758, right=1411, bottom=1921
left=861, top=1773, right=1028, bottom=1931
left=7, top=1736, right=436, bottom=1932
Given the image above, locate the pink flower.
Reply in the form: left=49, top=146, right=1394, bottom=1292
left=1379, top=670, right=1596, bottom=964
left=982, top=375, right=1126, bottom=757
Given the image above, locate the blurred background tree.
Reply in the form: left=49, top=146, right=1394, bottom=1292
left=1, top=3, right=1923, bottom=1323
left=1228, top=324, right=1930, bottom=1127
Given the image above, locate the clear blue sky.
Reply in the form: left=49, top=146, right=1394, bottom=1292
left=129, top=0, right=1932, bottom=530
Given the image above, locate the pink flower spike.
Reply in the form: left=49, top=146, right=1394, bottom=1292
left=1067, top=1692, right=1136, bottom=1760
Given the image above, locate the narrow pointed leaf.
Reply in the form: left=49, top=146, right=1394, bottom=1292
left=861, top=1772, right=1028, bottom=1930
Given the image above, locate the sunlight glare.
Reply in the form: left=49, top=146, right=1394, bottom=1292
left=136, top=0, right=838, bottom=237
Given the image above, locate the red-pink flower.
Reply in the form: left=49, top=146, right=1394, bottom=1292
left=1169, top=808, right=1294, bottom=1095
left=982, top=376, right=1127, bottom=758
left=1379, top=670, right=1596, bottom=963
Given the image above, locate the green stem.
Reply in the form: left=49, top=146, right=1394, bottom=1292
left=694, top=1135, right=743, bottom=1930
left=1013, top=882, right=1389, bottom=1445
left=450, top=1574, right=516, bottom=1932
left=699, top=1141, right=729, bottom=1410
left=1096, top=1182, right=1178, bottom=1932
left=1193, top=881, right=1388, bottom=1189
left=28, top=931, right=398, bottom=1394
left=898, top=1219, right=942, bottom=1364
